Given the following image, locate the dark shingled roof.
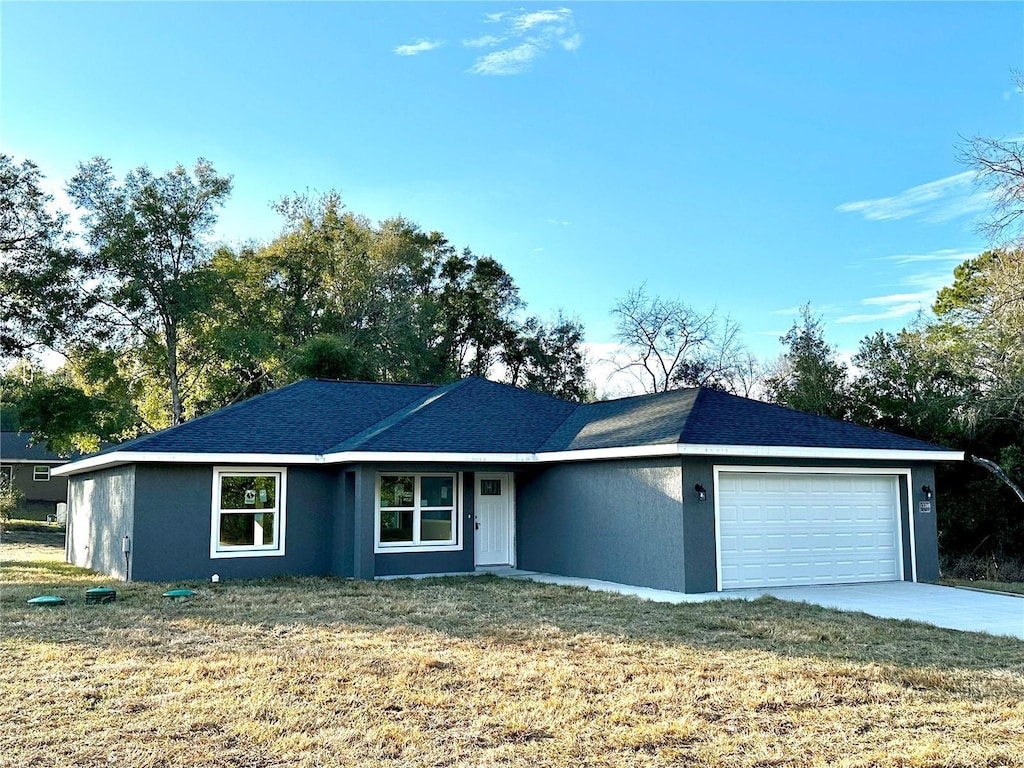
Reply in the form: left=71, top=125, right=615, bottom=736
left=352, top=378, right=580, bottom=453
left=0, top=432, right=80, bottom=462
left=541, top=388, right=700, bottom=450
left=107, top=379, right=436, bottom=455
left=93, top=377, right=950, bottom=458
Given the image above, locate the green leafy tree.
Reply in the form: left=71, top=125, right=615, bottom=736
left=64, top=157, right=233, bottom=426
left=0, top=358, right=142, bottom=455
left=931, top=250, right=1024, bottom=433
left=764, top=304, right=850, bottom=419
left=850, top=327, right=968, bottom=444
left=0, top=155, right=82, bottom=357
left=502, top=313, right=591, bottom=401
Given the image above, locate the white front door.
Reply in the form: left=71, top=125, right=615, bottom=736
left=474, top=472, right=513, bottom=566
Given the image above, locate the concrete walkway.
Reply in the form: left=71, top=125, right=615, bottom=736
left=493, top=569, right=1024, bottom=639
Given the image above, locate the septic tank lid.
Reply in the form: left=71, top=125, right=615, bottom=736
left=27, top=595, right=65, bottom=606
left=162, top=588, right=197, bottom=598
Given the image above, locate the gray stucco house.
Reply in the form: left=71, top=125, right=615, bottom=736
left=1, top=431, right=76, bottom=507
left=54, top=378, right=962, bottom=592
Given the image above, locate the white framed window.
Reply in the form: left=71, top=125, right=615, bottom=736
left=375, top=472, right=462, bottom=553
left=210, top=467, right=287, bottom=559
left=33, top=465, right=50, bottom=481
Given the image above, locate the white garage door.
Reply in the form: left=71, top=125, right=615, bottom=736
left=717, top=471, right=902, bottom=590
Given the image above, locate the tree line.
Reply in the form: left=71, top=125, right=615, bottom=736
left=1, top=127, right=1022, bottom=568
left=1, top=155, right=589, bottom=452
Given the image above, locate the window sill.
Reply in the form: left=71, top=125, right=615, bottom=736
left=374, top=542, right=462, bottom=554
left=211, top=548, right=286, bottom=559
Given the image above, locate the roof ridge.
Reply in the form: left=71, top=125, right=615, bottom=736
left=324, top=378, right=472, bottom=453
left=538, top=401, right=587, bottom=451
left=595, top=386, right=701, bottom=406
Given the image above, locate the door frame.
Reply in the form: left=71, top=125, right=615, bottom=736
left=474, top=471, right=516, bottom=567
left=712, top=465, right=914, bottom=591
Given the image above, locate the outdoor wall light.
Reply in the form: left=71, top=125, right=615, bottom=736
left=694, top=483, right=707, bottom=501
left=921, top=485, right=933, bottom=500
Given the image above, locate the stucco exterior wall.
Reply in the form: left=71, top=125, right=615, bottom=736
left=909, top=465, right=939, bottom=581
left=3, top=461, right=69, bottom=504
left=67, top=465, right=135, bottom=580
left=683, top=457, right=941, bottom=591
left=516, top=458, right=686, bottom=592
left=130, top=464, right=336, bottom=582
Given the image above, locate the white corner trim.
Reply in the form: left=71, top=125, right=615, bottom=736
left=53, top=451, right=322, bottom=476
left=52, top=444, right=964, bottom=477
left=674, top=444, right=963, bottom=462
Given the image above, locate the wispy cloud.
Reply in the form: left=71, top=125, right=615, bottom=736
left=463, top=34, right=505, bottom=49
left=469, top=43, right=543, bottom=76
left=876, top=248, right=978, bottom=266
left=835, top=302, right=929, bottom=324
left=394, top=39, right=444, bottom=56
left=836, top=171, right=992, bottom=224
left=835, top=248, right=964, bottom=324
left=467, top=7, right=582, bottom=76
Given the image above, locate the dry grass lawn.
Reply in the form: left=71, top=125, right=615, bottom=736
left=2, top=530, right=1023, bottom=768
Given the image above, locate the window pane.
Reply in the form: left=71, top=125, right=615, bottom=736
left=421, top=476, right=454, bottom=507
left=380, top=509, right=414, bottom=542
left=256, top=512, right=275, bottom=545
left=221, top=475, right=276, bottom=509
left=480, top=479, right=501, bottom=496
left=34, top=466, right=50, bottom=481
left=380, top=475, right=414, bottom=508
left=420, top=509, right=453, bottom=541
left=220, top=513, right=254, bottom=546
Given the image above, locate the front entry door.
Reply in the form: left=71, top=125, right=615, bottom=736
left=474, top=473, right=513, bottom=566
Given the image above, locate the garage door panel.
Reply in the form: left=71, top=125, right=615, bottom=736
left=718, top=472, right=901, bottom=590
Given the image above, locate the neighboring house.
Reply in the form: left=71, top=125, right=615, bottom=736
left=54, top=378, right=962, bottom=590
left=0, top=431, right=76, bottom=505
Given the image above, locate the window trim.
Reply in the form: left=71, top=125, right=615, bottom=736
left=33, top=465, right=50, bottom=481
left=210, top=466, right=287, bottom=559
left=374, top=472, right=462, bottom=554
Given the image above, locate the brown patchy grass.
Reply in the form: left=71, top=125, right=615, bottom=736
left=942, top=578, right=1024, bottom=596
left=2, top=531, right=1023, bottom=768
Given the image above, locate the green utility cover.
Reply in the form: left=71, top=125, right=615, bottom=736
left=162, top=589, right=197, bottom=598
left=85, top=587, right=116, bottom=604
left=27, top=595, right=65, bottom=606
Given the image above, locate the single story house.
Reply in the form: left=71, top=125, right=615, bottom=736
left=54, top=377, right=962, bottom=591
left=1, top=431, right=77, bottom=506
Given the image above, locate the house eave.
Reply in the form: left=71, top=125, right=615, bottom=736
left=52, top=444, right=964, bottom=477
left=51, top=451, right=324, bottom=477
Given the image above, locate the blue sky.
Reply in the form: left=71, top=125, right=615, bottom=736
left=3, top=2, right=1021, bottom=390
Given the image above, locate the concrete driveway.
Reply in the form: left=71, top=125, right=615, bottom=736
left=723, top=581, right=1024, bottom=639
left=501, top=570, right=1024, bottom=638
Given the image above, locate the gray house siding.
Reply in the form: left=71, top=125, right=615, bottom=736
left=910, top=465, right=939, bottom=581
left=130, top=464, right=337, bottom=582
left=67, top=465, right=135, bottom=580
left=680, top=459, right=717, bottom=593
left=516, top=458, right=686, bottom=592
left=367, top=467, right=477, bottom=578
left=3, top=461, right=69, bottom=504
left=682, top=457, right=941, bottom=591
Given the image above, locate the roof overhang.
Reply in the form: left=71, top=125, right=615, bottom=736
left=52, top=444, right=965, bottom=477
